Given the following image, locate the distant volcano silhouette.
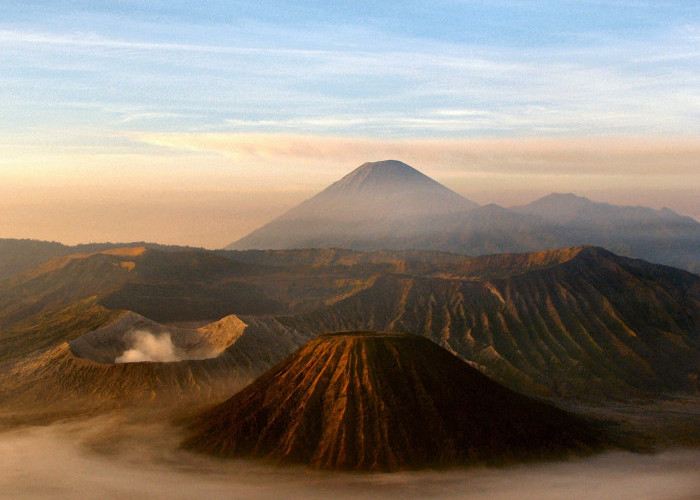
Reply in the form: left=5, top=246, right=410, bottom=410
left=227, top=160, right=478, bottom=250
left=183, top=332, right=603, bottom=471
left=318, top=160, right=475, bottom=199
left=225, top=160, right=700, bottom=272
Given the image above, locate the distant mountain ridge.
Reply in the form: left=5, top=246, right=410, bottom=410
left=0, top=239, right=203, bottom=281
left=513, top=192, right=696, bottom=226
left=226, top=161, right=700, bottom=272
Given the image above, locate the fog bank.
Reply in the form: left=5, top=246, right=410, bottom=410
left=0, top=416, right=698, bottom=500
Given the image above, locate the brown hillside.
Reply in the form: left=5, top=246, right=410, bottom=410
left=0, top=246, right=697, bottom=410
left=265, top=247, right=700, bottom=398
left=0, top=313, right=255, bottom=412
left=183, top=332, right=603, bottom=471
left=0, top=340, right=256, bottom=412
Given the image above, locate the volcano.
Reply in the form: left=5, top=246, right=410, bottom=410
left=183, top=332, right=603, bottom=471
left=226, top=160, right=478, bottom=250
left=224, top=160, right=699, bottom=271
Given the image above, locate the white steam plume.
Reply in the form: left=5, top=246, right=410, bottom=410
left=115, top=330, right=182, bottom=363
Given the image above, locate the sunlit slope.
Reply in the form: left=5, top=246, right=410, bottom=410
left=242, top=247, right=700, bottom=399
left=184, top=332, right=603, bottom=470
left=0, top=245, right=474, bottom=363
left=0, top=239, right=202, bottom=281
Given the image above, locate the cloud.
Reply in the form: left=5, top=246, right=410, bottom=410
left=133, top=132, right=700, bottom=177
left=0, top=29, right=329, bottom=57
left=2, top=15, right=698, bottom=137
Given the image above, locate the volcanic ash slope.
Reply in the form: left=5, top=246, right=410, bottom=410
left=183, top=332, right=604, bottom=471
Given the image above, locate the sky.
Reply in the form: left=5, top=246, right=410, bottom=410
left=0, top=1, right=698, bottom=247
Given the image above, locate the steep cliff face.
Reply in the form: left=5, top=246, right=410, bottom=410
left=267, top=247, right=699, bottom=398
left=183, top=332, right=603, bottom=471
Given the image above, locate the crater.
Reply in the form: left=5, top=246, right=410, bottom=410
left=69, top=311, right=247, bottom=364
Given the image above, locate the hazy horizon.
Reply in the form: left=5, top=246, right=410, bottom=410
left=1, top=1, right=698, bottom=246
left=1, top=147, right=699, bottom=248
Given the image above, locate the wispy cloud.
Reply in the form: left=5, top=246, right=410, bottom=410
left=133, top=132, right=700, bottom=177
left=0, top=29, right=330, bottom=56
left=1, top=16, right=697, bottom=137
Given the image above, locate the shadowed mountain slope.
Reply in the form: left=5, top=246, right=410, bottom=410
left=512, top=193, right=700, bottom=272
left=184, top=332, right=603, bottom=471
left=262, top=247, right=699, bottom=399
left=0, top=239, right=70, bottom=282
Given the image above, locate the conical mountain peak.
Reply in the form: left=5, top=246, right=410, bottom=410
left=319, top=159, right=471, bottom=199
left=326, top=160, right=439, bottom=193
left=227, top=160, right=478, bottom=250
left=183, top=332, right=602, bottom=470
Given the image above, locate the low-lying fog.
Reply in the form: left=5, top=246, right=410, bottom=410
left=1, top=414, right=698, bottom=500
